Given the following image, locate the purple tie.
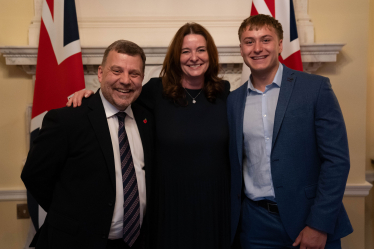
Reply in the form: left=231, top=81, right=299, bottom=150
left=116, top=112, right=140, bottom=247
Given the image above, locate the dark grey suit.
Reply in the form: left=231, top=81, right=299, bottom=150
left=22, top=91, right=154, bottom=249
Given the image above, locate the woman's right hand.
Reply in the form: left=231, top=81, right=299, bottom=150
left=66, top=89, right=94, bottom=107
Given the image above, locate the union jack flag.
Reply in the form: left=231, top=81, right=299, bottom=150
left=28, top=0, right=85, bottom=236
left=241, top=0, right=303, bottom=82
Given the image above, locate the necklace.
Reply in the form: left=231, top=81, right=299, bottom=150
left=184, top=88, right=203, bottom=104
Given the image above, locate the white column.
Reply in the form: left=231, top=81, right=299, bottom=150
left=293, top=0, right=315, bottom=44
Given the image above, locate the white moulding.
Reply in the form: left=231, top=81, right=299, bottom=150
left=343, top=182, right=373, bottom=197
left=0, top=190, right=27, bottom=201
left=0, top=179, right=371, bottom=202
left=366, top=170, right=374, bottom=183
left=0, top=43, right=344, bottom=75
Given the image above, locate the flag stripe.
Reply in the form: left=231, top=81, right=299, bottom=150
left=264, top=0, right=275, bottom=17
left=29, top=0, right=85, bottom=236
left=252, top=0, right=272, bottom=16
left=289, top=0, right=298, bottom=41
left=251, top=0, right=303, bottom=71
left=46, top=0, right=54, bottom=19
left=64, top=0, right=80, bottom=46
left=279, top=51, right=303, bottom=72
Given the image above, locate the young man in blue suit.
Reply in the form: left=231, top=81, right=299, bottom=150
left=228, top=15, right=353, bottom=249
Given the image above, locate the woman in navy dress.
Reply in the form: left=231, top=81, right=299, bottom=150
left=68, top=23, right=230, bottom=249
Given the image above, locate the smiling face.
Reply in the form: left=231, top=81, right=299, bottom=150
left=98, top=50, right=144, bottom=111
left=180, top=34, right=209, bottom=85
left=240, top=25, right=283, bottom=76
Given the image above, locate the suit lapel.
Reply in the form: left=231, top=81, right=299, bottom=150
left=235, top=82, right=248, bottom=170
left=87, top=91, right=116, bottom=191
left=272, top=66, right=296, bottom=149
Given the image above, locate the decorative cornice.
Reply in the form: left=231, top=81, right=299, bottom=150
left=300, top=43, right=345, bottom=53
left=300, top=44, right=345, bottom=73
left=31, top=16, right=244, bottom=29
left=0, top=43, right=344, bottom=75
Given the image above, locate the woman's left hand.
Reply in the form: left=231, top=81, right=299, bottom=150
left=66, top=89, right=94, bottom=107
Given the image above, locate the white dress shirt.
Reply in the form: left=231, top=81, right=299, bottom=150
left=99, top=90, right=146, bottom=239
left=243, top=63, right=283, bottom=201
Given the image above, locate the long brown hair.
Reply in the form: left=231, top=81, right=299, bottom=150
left=161, top=23, right=223, bottom=106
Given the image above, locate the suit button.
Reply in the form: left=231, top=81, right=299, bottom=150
left=108, top=202, right=113, bottom=207
left=237, top=194, right=240, bottom=199
left=102, top=235, right=106, bottom=239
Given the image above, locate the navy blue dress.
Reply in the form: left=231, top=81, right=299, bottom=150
left=137, top=78, right=230, bottom=249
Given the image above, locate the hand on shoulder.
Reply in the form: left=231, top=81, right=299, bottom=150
left=66, top=89, right=94, bottom=108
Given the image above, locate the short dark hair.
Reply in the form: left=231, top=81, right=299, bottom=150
left=102, top=40, right=146, bottom=73
left=238, top=14, right=283, bottom=41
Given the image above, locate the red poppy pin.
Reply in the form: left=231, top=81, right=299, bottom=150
left=143, top=118, right=147, bottom=124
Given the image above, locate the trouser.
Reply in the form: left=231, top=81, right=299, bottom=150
left=240, top=197, right=341, bottom=249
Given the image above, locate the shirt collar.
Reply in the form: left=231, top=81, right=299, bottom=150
left=99, top=90, right=134, bottom=119
left=248, top=63, right=283, bottom=91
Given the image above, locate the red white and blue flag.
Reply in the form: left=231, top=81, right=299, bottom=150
left=241, top=0, right=303, bottom=82
left=28, top=0, right=85, bottom=233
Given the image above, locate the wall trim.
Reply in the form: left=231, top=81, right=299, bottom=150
left=343, top=182, right=372, bottom=197
left=366, top=170, right=374, bottom=183
left=31, top=16, right=244, bottom=29
left=0, top=190, right=27, bottom=201
left=0, top=181, right=372, bottom=202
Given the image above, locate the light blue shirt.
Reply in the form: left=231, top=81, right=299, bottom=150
left=243, top=63, right=283, bottom=201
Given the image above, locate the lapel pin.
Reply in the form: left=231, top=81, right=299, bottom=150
left=143, top=118, right=147, bottom=124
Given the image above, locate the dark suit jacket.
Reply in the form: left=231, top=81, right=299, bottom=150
left=21, top=91, right=154, bottom=249
left=228, top=65, right=353, bottom=243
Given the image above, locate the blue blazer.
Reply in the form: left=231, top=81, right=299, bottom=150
left=228, top=65, right=353, bottom=243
